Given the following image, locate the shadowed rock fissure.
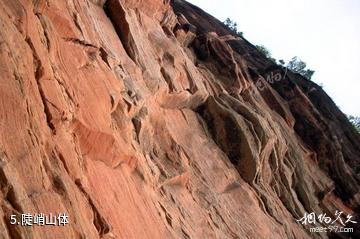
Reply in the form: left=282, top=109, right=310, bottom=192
left=103, top=0, right=135, bottom=62
left=75, top=180, right=111, bottom=237
left=24, top=37, right=56, bottom=133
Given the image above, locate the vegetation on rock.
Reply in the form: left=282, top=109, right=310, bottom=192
left=348, top=115, right=360, bottom=133
left=223, top=18, right=243, bottom=36
left=287, top=56, right=315, bottom=80
left=255, top=45, right=276, bottom=63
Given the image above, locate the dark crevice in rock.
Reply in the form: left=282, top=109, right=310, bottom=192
left=75, top=180, right=111, bottom=237
left=3, top=212, right=24, bottom=239
left=41, top=154, right=69, bottom=199
left=35, top=13, right=51, bottom=51
left=99, top=47, right=111, bottom=68
left=181, top=228, right=191, bottom=239
left=131, top=107, right=148, bottom=143
left=131, top=117, right=141, bottom=143
left=52, top=175, right=67, bottom=196
left=0, top=161, right=26, bottom=238
left=50, top=65, right=76, bottom=106
left=158, top=203, right=173, bottom=228
left=62, top=37, right=98, bottom=49
left=24, top=37, right=56, bottom=133
left=72, top=12, right=84, bottom=36
left=160, top=67, right=175, bottom=92
left=103, top=0, right=135, bottom=62
left=196, top=99, right=239, bottom=165
left=0, top=173, right=23, bottom=214
left=196, top=96, right=257, bottom=183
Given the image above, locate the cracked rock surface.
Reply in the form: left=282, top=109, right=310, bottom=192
left=0, top=0, right=359, bottom=238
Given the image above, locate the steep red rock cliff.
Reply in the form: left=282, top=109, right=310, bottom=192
left=0, top=0, right=359, bottom=238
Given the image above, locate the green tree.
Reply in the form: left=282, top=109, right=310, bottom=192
left=348, top=115, right=360, bottom=133
left=278, top=59, right=285, bottom=66
left=255, top=45, right=276, bottom=63
left=287, top=56, right=315, bottom=80
left=223, top=18, right=243, bottom=36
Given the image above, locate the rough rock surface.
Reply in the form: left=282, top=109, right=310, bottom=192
left=0, top=0, right=359, bottom=238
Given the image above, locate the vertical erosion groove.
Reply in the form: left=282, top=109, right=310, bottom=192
left=103, top=0, right=135, bottom=62
left=74, top=180, right=111, bottom=237
left=24, top=37, right=56, bottom=133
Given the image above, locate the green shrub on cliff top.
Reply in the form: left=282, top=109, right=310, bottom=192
left=287, top=56, right=315, bottom=80
left=255, top=45, right=276, bottom=63
left=348, top=115, right=360, bottom=133
left=223, top=18, right=243, bottom=36
left=224, top=18, right=315, bottom=80
left=256, top=46, right=315, bottom=80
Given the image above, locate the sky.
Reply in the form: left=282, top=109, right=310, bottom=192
left=187, top=0, right=360, bottom=116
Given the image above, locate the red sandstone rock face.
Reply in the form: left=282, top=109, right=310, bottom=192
left=0, top=0, right=359, bottom=238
